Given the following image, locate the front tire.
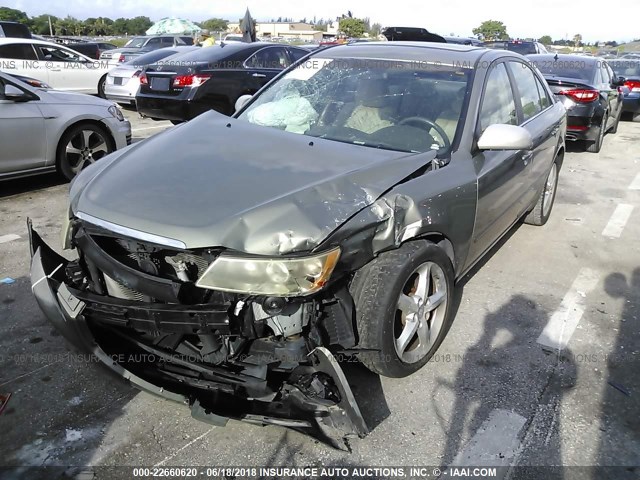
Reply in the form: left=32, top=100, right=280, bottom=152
left=351, top=240, right=455, bottom=378
left=57, top=123, right=114, bottom=181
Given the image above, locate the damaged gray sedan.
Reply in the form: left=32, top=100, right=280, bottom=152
left=29, top=42, right=566, bottom=447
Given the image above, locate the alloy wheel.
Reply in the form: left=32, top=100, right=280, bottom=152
left=542, top=163, right=558, bottom=218
left=64, top=129, right=110, bottom=175
left=394, top=261, right=448, bottom=364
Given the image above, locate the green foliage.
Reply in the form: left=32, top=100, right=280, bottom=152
left=339, top=17, right=366, bottom=38
left=369, top=22, right=382, bottom=38
left=538, top=35, right=552, bottom=45
left=472, top=20, right=509, bottom=41
left=201, top=18, right=228, bottom=32
left=0, top=7, right=29, bottom=23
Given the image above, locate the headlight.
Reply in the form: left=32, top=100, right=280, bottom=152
left=108, top=105, right=125, bottom=122
left=196, top=247, right=341, bottom=297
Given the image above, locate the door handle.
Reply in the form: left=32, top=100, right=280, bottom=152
left=522, top=151, right=534, bottom=165
left=251, top=73, right=266, bottom=78
left=551, top=126, right=559, bottom=137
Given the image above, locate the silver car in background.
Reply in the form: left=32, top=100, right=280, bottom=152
left=0, top=71, right=131, bottom=181
left=105, top=47, right=198, bottom=106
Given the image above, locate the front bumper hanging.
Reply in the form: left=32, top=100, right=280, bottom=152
left=28, top=220, right=368, bottom=448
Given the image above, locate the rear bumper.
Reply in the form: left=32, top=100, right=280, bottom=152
left=28, top=222, right=367, bottom=448
left=622, top=95, right=640, bottom=114
left=136, top=95, right=209, bottom=122
left=566, top=114, right=601, bottom=142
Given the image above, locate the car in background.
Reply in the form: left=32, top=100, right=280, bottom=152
left=136, top=43, right=308, bottom=122
left=485, top=40, right=548, bottom=55
left=100, top=35, right=194, bottom=63
left=0, top=71, right=130, bottom=181
left=530, top=54, right=624, bottom=152
left=222, top=34, right=245, bottom=43
left=381, top=26, right=446, bottom=42
left=30, top=42, right=566, bottom=448
left=0, top=21, right=31, bottom=39
left=610, top=59, right=640, bottom=119
left=105, top=46, right=199, bottom=106
left=67, top=42, right=118, bottom=60
left=444, top=36, right=484, bottom=46
left=0, top=38, right=110, bottom=95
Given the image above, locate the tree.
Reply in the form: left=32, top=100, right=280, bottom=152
left=538, top=35, right=552, bottom=45
left=369, top=22, right=382, bottom=38
left=339, top=17, right=365, bottom=38
left=0, top=7, right=29, bottom=24
left=30, top=14, right=58, bottom=34
left=573, top=33, right=582, bottom=47
left=202, top=18, right=228, bottom=32
left=472, top=20, right=508, bottom=41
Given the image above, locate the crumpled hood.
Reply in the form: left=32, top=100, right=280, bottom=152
left=71, top=111, right=435, bottom=254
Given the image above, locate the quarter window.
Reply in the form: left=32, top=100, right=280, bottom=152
left=479, top=63, right=517, bottom=131
left=508, top=62, right=545, bottom=121
left=0, top=43, right=37, bottom=60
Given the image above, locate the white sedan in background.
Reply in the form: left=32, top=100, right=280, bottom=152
left=0, top=38, right=110, bottom=96
left=105, top=46, right=198, bottom=106
left=0, top=71, right=130, bottom=181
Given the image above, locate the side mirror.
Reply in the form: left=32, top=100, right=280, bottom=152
left=235, top=94, right=252, bottom=112
left=612, top=76, right=626, bottom=88
left=477, top=124, right=533, bottom=151
left=3, top=84, right=31, bottom=102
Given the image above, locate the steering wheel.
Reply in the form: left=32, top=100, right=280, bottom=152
left=399, top=116, right=451, bottom=153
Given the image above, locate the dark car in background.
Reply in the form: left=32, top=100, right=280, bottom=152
left=30, top=42, right=566, bottom=447
left=136, top=43, right=308, bottom=122
left=485, top=40, right=548, bottom=55
left=444, top=36, right=484, bottom=46
left=382, top=27, right=446, bottom=43
left=530, top=54, right=624, bottom=152
left=0, top=21, right=31, bottom=39
left=610, top=59, right=640, bottom=119
left=67, top=42, right=117, bottom=60
left=100, top=35, right=194, bottom=63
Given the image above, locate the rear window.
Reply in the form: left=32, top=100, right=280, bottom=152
left=610, top=61, right=640, bottom=78
left=158, top=45, right=243, bottom=65
left=0, top=22, right=31, bottom=39
left=125, top=37, right=148, bottom=48
left=535, top=61, right=596, bottom=82
left=507, top=42, right=537, bottom=55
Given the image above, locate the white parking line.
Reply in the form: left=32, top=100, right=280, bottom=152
left=629, top=173, right=640, bottom=190
left=153, top=427, right=214, bottom=466
left=0, top=234, right=20, bottom=244
left=131, top=125, right=172, bottom=133
left=601, top=204, right=634, bottom=238
left=537, top=268, right=600, bottom=351
left=449, top=409, right=526, bottom=469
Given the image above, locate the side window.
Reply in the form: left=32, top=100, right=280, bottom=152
left=245, top=47, right=290, bottom=69
left=38, top=45, right=84, bottom=62
left=534, top=76, right=551, bottom=110
left=161, top=37, right=174, bottom=47
left=288, top=48, right=308, bottom=62
left=605, top=64, right=615, bottom=85
left=479, top=63, right=517, bottom=131
left=146, top=38, right=162, bottom=47
left=508, top=62, right=545, bottom=122
left=598, top=66, right=608, bottom=85
left=0, top=43, right=37, bottom=60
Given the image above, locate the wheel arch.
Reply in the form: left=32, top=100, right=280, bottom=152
left=55, top=119, right=116, bottom=170
left=402, top=232, right=456, bottom=271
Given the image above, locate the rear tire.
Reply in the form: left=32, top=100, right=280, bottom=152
left=586, top=114, right=606, bottom=153
left=97, top=75, right=107, bottom=98
left=350, top=240, right=455, bottom=378
left=524, top=158, right=560, bottom=226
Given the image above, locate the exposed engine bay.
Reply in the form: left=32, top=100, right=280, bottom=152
left=29, top=220, right=368, bottom=448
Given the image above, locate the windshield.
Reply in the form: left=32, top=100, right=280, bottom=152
left=126, top=49, right=178, bottom=66
left=125, top=37, right=147, bottom=48
left=238, top=58, right=470, bottom=153
left=507, top=42, right=536, bottom=55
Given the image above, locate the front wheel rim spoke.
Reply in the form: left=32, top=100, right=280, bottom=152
left=398, top=293, right=419, bottom=315
left=81, top=130, right=93, bottom=148
left=415, top=263, right=431, bottom=301
left=92, top=139, right=108, bottom=154
left=426, top=290, right=446, bottom=312
left=66, top=145, right=82, bottom=155
left=396, top=317, right=419, bottom=355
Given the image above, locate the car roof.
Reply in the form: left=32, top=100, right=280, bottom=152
left=0, top=37, right=74, bottom=48
left=313, top=41, right=497, bottom=66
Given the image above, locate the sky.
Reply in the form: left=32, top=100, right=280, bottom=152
left=5, top=0, right=640, bottom=43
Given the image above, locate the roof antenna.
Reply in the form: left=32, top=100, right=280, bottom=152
left=553, top=53, right=559, bottom=61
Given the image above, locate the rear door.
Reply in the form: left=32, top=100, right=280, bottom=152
left=0, top=77, right=46, bottom=174
left=468, top=61, right=530, bottom=261
left=604, top=62, right=623, bottom=121
left=34, top=43, right=101, bottom=93
left=243, top=46, right=291, bottom=92
left=506, top=60, right=560, bottom=210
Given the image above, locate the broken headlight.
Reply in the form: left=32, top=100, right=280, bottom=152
left=195, top=247, right=340, bottom=297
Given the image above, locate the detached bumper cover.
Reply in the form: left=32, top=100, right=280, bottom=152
left=28, top=222, right=368, bottom=448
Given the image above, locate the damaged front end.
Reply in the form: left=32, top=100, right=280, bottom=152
left=28, top=219, right=368, bottom=448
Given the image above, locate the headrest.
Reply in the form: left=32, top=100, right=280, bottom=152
left=356, top=78, right=388, bottom=108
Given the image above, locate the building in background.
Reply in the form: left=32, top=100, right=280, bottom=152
left=227, top=21, right=324, bottom=42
